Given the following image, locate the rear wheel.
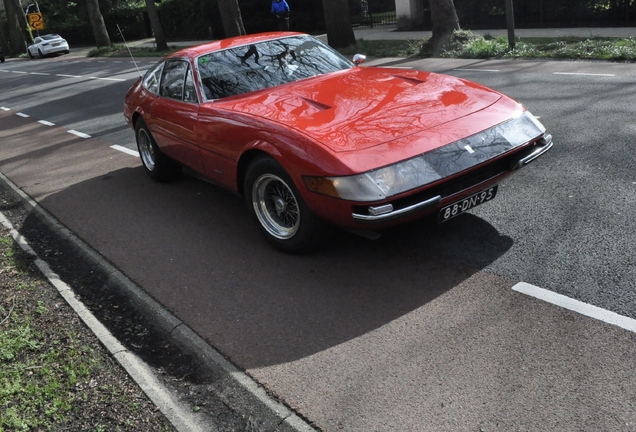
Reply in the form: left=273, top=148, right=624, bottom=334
left=28, top=49, right=34, bottom=59
left=135, top=119, right=181, bottom=181
left=244, top=156, right=327, bottom=253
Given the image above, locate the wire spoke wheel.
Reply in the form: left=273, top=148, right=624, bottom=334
left=137, top=128, right=156, bottom=172
left=252, top=174, right=300, bottom=239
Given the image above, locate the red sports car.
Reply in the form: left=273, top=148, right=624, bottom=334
left=123, top=32, right=552, bottom=253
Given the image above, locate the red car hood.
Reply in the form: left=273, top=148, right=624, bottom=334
left=214, top=67, right=502, bottom=153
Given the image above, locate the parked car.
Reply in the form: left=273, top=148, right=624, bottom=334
left=28, top=34, right=69, bottom=58
left=0, top=46, right=4, bottom=62
left=123, top=32, right=553, bottom=253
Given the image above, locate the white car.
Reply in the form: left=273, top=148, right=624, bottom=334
left=28, top=34, right=69, bottom=58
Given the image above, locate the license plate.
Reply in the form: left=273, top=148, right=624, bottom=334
left=438, top=186, right=498, bottom=223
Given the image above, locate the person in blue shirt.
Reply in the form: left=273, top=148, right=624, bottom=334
left=271, top=0, right=290, bottom=31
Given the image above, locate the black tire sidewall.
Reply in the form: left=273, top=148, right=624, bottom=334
left=134, top=119, right=180, bottom=182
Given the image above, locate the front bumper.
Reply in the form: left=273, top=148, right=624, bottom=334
left=350, top=134, right=553, bottom=223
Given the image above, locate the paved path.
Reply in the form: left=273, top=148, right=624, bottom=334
left=353, top=26, right=636, bottom=40
left=119, top=26, right=636, bottom=52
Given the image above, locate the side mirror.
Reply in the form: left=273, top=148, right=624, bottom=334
left=352, top=54, right=366, bottom=66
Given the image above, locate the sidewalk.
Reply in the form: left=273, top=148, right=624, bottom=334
left=353, top=26, right=636, bottom=40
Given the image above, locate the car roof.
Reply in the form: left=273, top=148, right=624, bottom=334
left=165, top=31, right=306, bottom=61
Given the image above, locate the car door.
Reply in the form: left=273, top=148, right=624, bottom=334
left=148, top=59, right=204, bottom=173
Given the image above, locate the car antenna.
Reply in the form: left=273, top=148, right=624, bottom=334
left=117, top=24, right=141, bottom=77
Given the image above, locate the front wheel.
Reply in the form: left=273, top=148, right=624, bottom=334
left=244, top=156, right=327, bottom=253
left=135, top=119, right=181, bottom=181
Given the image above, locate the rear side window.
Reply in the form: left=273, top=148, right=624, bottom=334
left=143, top=62, right=164, bottom=95
left=161, top=60, right=189, bottom=100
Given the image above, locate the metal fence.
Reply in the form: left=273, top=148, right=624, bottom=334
left=352, top=0, right=397, bottom=28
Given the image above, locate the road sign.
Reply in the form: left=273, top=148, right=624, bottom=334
left=28, top=12, right=44, bottom=31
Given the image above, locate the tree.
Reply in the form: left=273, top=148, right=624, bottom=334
left=3, top=0, right=28, bottom=55
left=144, top=0, right=168, bottom=51
left=86, top=0, right=111, bottom=47
left=322, top=0, right=355, bottom=48
left=428, top=0, right=460, bottom=56
left=217, top=0, right=246, bottom=37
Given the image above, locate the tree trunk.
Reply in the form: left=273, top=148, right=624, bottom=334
left=86, top=0, right=111, bottom=47
left=144, top=0, right=168, bottom=51
left=321, top=0, right=356, bottom=49
left=3, top=0, right=28, bottom=55
left=0, top=21, right=12, bottom=56
left=216, top=0, right=246, bottom=37
left=428, top=0, right=460, bottom=56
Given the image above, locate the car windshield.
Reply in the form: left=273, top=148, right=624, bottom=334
left=196, top=35, right=353, bottom=100
left=41, top=34, right=60, bottom=40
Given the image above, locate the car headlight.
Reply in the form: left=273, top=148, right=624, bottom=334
left=303, top=111, right=546, bottom=201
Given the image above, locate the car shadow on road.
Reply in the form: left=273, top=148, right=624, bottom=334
left=17, top=166, right=513, bottom=371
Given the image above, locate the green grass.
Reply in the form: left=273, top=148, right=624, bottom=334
left=338, top=31, right=636, bottom=62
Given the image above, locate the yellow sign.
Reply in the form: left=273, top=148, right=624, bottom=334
left=28, top=12, right=45, bottom=31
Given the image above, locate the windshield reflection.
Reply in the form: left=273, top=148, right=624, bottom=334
left=196, top=36, right=353, bottom=101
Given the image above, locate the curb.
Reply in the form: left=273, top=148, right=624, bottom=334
left=0, top=170, right=316, bottom=432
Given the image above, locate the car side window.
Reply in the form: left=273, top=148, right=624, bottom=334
left=160, top=60, right=188, bottom=101
left=183, top=66, right=198, bottom=103
left=34, top=37, right=41, bottom=44
left=143, top=62, right=164, bottom=95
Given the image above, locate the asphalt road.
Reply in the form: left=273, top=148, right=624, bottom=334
left=1, top=53, right=635, bottom=431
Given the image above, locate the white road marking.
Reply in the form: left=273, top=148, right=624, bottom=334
left=38, top=120, right=55, bottom=126
left=513, top=282, right=636, bottom=333
left=12, top=71, right=28, bottom=74
left=1, top=107, right=10, bottom=111
left=56, top=74, right=82, bottom=78
left=31, top=72, right=50, bottom=76
left=454, top=68, right=500, bottom=72
left=553, top=72, right=615, bottom=77
left=68, top=130, right=91, bottom=139
left=89, top=76, right=126, bottom=82
left=111, top=145, right=139, bottom=157
left=0, top=70, right=10, bottom=73
left=16, top=112, right=30, bottom=118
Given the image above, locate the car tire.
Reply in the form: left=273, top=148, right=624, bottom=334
left=37, top=49, right=43, bottom=58
left=244, top=155, right=327, bottom=253
left=28, top=50, right=34, bottom=59
left=135, top=119, right=181, bottom=182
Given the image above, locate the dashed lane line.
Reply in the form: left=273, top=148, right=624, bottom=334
left=513, top=282, right=636, bottom=333
left=2, top=106, right=93, bottom=140
left=454, top=68, right=500, bottom=72
left=553, top=72, right=616, bottom=77
left=89, top=76, right=126, bottom=82
left=68, top=129, right=92, bottom=139
left=111, top=145, right=139, bottom=157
